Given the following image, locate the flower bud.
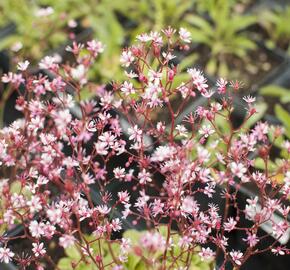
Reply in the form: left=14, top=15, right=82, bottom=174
left=258, top=146, right=269, bottom=160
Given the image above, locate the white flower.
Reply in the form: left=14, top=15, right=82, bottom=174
left=230, top=250, right=243, bottom=266
left=29, top=220, right=44, bottom=238
left=120, top=50, right=134, bottom=67
left=32, top=242, right=46, bottom=257
left=121, top=81, right=135, bottom=96
left=230, top=162, right=247, bottom=178
left=0, top=247, right=14, bottom=264
left=39, top=56, right=57, bottom=70
left=176, top=125, right=187, bottom=137
left=71, top=64, right=86, bottom=81
left=181, top=196, right=199, bottom=215
left=243, top=95, right=256, bottom=104
left=151, top=145, right=176, bottom=162
left=17, top=60, right=30, bottom=71
left=179, top=27, right=191, bottom=43
left=199, top=125, right=215, bottom=138
left=198, top=247, right=215, bottom=261
left=224, top=217, right=237, bottom=232
left=138, top=169, right=152, bottom=184
left=35, top=7, right=54, bottom=17
left=128, top=125, right=142, bottom=142
left=59, top=234, right=75, bottom=248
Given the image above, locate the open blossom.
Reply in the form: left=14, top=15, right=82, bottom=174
left=243, top=233, right=259, bottom=247
left=111, top=218, right=122, bottom=231
left=199, top=125, right=215, bottom=138
left=140, top=232, right=166, bottom=252
left=114, top=167, right=126, bottom=180
left=230, top=250, right=243, bottom=266
left=32, top=242, right=46, bottom=257
left=27, top=195, right=43, bottom=213
left=224, top=217, right=237, bottom=232
left=243, top=95, right=256, bottom=104
left=121, top=81, right=135, bottom=96
left=59, top=235, right=75, bottom=248
left=39, top=56, right=58, bottom=70
left=118, top=191, right=130, bottom=204
left=17, top=60, right=30, bottom=71
left=120, top=50, right=134, bottom=67
left=230, top=162, right=247, bottom=178
left=271, top=247, right=286, bottom=256
left=0, top=247, right=14, bottom=264
left=138, top=169, right=152, bottom=184
left=151, top=145, right=176, bottom=162
left=151, top=199, right=164, bottom=217
left=29, top=220, right=45, bottom=238
left=216, top=78, right=227, bottom=94
left=87, top=39, right=105, bottom=57
left=181, top=196, right=199, bottom=215
left=198, top=247, right=215, bottom=261
left=179, top=27, right=191, bottom=43
left=188, top=68, right=208, bottom=93
left=128, top=125, right=142, bottom=142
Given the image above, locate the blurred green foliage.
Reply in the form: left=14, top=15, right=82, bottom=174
left=57, top=227, right=213, bottom=270
left=257, top=6, right=290, bottom=53
left=2, top=0, right=290, bottom=82
left=2, top=0, right=289, bottom=82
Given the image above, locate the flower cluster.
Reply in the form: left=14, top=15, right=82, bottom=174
left=0, top=27, right=289, bottom=269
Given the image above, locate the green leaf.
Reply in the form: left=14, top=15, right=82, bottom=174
left=254, top=158, right=277, bottom=172
left=65, top=245, right=81, bottom=260
left=275, top=104, right=290, bottom=138
left=125, top=254, right=142, bottom=270
left=58, top=258, right=74, bottom=270
left=260, top=85, right=290, bottom=103
left=185, top=15, right=213, bottom=35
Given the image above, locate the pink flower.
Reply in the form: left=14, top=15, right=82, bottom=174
left=17, top=60, right=30, bottom=71
left=140, top=232, right=165, bottom=252
left=114, top=167, right=126, bottom=180
left=27, top=195, right=42, bottom=213
left=32, top=242, right=46, bottom=257
left=138, top=169, right=152, bottom=184
left=188, top=68, right=208, bottom=93
left=59, top=235, right=75, bottom=248
left=0, top=247, right=14, bottom=264
left=39, top=56, right=58, bottom=70
left=96, top=205, right=111, bottom=215
left=243, top=95, right=256, bottom=104
left=199, top=125, right=215, bottom=138
left=87, top=39, right=104, bottom=57
left=230, top=162, right=247, bottom=178
left=243, top=233, right=259, bottom=247
left=198, top=247, right=215, bottom=261
left=111, top=218, right=122, bottom=231
left=179, top=27, right=191, bottom=43
left=271, top=247, right=285, bottom=256
left=118, top=191, right=130, bottom=204
left=224, top=217, right=237, bottom=232
left=120, top=50, right=134, bottom=67
left=151, top=199, right=164, bottom=217
left=181, top=196, right=199, bottom=216
left=29, top=220, right=45, bottom=238
left=216, top=78, right=228, bottom=94
left=128, top=125, right=142, bottom=142
left=230, top=250, right=243, bottom=266
left=151, top=145, right=176, bottom=162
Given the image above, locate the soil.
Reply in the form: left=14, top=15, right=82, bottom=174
left=193, top=43, right=284, bottom=89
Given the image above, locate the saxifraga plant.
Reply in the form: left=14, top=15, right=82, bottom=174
left=0, top=27, right=289, bottom=270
